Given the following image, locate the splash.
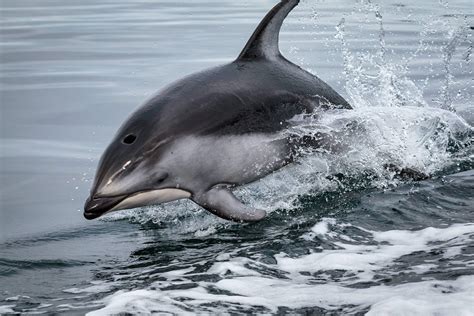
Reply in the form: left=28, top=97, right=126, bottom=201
left=335, top=0, right=472, bottom=111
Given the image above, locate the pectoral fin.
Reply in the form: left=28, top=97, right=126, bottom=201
left=193, top=187, right=267, bottom=222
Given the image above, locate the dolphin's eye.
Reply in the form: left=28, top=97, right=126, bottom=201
left=122, top=134, right=137, bottom=145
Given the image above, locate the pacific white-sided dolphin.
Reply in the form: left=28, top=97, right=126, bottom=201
left=84, top=0, right=351, bottom=222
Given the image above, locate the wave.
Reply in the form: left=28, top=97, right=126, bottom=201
left=0, top=258, right=90, bottom=277
left=86, top=221, right=474, bottom=315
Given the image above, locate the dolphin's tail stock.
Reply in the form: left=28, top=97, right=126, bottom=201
left=237, top=0, right=299, bottom=61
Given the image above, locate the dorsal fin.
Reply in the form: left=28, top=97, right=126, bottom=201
left=237, top=0, right=299, bottom=61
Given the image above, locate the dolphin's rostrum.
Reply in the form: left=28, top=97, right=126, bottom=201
left=84, top=0, right=351, bottom=222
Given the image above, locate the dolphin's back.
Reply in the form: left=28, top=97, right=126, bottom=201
left=128, top=58, right=349, bottom=138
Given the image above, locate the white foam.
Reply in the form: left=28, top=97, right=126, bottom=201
left=63, top=282, right=115, bottom=295
left=4, top=295, right=30, bottom=302
left=215, top=275, right=474, bottom=315
left=87, top=222, right=474, bottom=315
left=444, top=245, right=464, bottom=258
left=277, top=223, right=474, bottom=281
left=311, top=217, right=336, bottom=235
left=160, top=267, right=195, bottom=278
left=88, top=274, right=474, bottom=315
left=0, top=305, right=15, bottom=313
left=86, top=289, right=191, bottom=316
left=194, top=226, right=217, bottom=237
left=365, top=279, right=474, bottom=316
left=207, top=257, right=261, bottom=276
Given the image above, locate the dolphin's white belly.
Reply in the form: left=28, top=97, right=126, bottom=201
left=160, top=134, right=289, bottom=190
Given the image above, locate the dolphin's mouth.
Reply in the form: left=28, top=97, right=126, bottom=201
left=84, top=195, right=128, bottom=220
left=84, top=188, right=192, bottom=220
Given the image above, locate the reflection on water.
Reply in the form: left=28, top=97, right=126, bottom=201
left=0, top=0, right=473, bottom=314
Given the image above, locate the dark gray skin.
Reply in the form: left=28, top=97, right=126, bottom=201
left=84, top=0, right=351, bottom=222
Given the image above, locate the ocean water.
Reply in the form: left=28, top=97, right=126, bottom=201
left=0, top=0, right=473, bottom=314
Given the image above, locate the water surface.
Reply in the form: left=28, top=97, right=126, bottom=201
left=1, top=0, right=473, bottom=314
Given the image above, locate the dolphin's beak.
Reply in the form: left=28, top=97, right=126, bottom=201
left=84, top=188, right=192, bottom=220
left=84, top=195, right=128, bottom=220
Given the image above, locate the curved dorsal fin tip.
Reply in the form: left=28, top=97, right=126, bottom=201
left=237, top=0, right=300, bottom=61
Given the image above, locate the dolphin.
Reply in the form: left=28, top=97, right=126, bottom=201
left=84, top=0, right=351, bottom=222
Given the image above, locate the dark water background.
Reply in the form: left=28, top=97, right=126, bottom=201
left=1, top=0, right=473, bottom=314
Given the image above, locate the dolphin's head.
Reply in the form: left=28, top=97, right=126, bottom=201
left=84, top=114, right=190, bottom=220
